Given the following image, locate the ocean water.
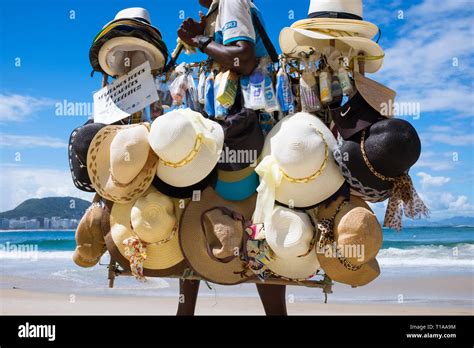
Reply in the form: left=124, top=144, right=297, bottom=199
left=0, top=227, right=473, bottom=302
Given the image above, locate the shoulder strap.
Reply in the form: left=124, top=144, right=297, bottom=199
left=251, top=12, right=279, bottom=63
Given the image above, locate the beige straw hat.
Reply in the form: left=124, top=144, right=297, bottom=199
left=264, top=207, right=320, bottom=280
left=179, top=187, right=257, bottom=285
left=149, top=108, right=224, bottom=188
left=253, top=112, right=344, bottom=227
left=87, top=123, right=158, bottom=204
left=105, top=186, right=186, bottom=277
left=316, top=195, right=382, bottom=286
left=73, top=195, right=110, bottom=268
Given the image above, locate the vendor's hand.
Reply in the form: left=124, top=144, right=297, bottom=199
left=178, top=16, right=206, bottom=47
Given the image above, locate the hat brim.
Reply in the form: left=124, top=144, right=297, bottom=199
left=318, top=256, right=380, bottom=287
left=97, top=36, right=166, bottom=77
left=266, top=249, right=320, bottom=280
left=291, top=18, right=379, bottom=39
left=179, top=187, right=257, bottom=285
left=87, top=125, right=158, bottom=204
left=105, top=187, right=186, bottom=276
left=156, top=119, right=224, bottom=188
left=279, top=27, right=384, bottom=73
left=262, top=113, right=345, bottom=208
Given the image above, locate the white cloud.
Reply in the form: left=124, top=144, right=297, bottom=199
left=413, top=151, right=456, bottom=171
left=0, top=94, right=56, bottom=122
left=0, top=134, right=67, bottom=149
left=416, top=172, right=451, bottom=187
left=0, top=166, right=94, bottom=212
left=374, top=0, right=474, bottom=118
left=420, top=191, right=474, bottom=219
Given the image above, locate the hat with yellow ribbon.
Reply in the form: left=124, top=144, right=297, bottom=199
left=253, top=112, right=344, bottom=229
left=149, top=108, right=224, bottom=188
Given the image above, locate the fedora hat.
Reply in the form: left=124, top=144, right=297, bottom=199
left=316, top=195, right=382, bottom=286
left=279, top=1, right=384, bottom=73
left=87, top=123, right=158, bottom=204
left=69, top=121, right=106, bottom=192
left=180, top=187, right=257, bottom=285
left=90, top=8, right=168, bottom=76
left=263, top=207, right=320, bottom=280
left=105, top=186, right=186, bottom=279
left=150, top=108, right=224, bottom=188
left=215, top=108, right=264, bottom=201
left=301, top=0, right=378, bottom=38
left=73, top=195, right=110, bottom=268
left=330, top=72, right=397, bottom=140
left=253, top=112, right=344, bottom=227
left=333, top=118, right=429, bottom=231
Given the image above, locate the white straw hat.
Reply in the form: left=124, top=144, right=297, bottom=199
left=265, top=207, right=320, bottom=280
left=87, top=123, right=157, bottom=203
left=253, top=113, right=344, bottom=227
left=279, top=0, right=384, bottom=73
left=149, top=109, right=224, bottom=187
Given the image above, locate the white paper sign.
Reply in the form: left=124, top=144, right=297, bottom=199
left=93, top=61, right=159, bottom=124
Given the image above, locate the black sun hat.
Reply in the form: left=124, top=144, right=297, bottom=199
left=333, top=118, right=429, bottom=231
left=68, top=121, right=106, bottom=192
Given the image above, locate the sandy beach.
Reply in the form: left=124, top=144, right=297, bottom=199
left=1, top=274, right=472, bottom=315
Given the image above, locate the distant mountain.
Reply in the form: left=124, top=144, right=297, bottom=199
left=0, top=197, right=91, bottom=220
left=398, top=216, right=474, bottom=227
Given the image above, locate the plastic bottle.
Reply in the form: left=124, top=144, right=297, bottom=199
left=337, top=64, right=354, bottom=95
left=319, top=69, right=333, bottom=105
left=204, top=71, right=215, bottom=118
left=197, top=70, right=206, bottom=104
left=276, top=65, right=294, bottom=114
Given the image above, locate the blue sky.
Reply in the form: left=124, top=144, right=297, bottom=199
left=0, top=0, right=473, bottom=220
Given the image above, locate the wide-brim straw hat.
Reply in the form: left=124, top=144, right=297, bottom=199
left=257, top=112, right=344, bottom=210
left=290, top=18, right=378, bottom=39
left=265, top=207, right=320, bottom=280
left=150, top=109, right=224, bottom=188
left=316, top=195, right=382, bottom=286
left=90, top=7, right=168, bottom=76
left=105, top=186, right=186, bottom=276
left=87, top=123, right=158, bottom=204
left=180, top=187, right=257, bottom=285
left=279, top=27, right=384, bottom=73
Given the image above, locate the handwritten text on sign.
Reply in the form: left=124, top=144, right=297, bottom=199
left=93, top=61, right=158, bottom=124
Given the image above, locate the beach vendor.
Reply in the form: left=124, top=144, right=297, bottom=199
left=176, top=0, right=288, bottom=316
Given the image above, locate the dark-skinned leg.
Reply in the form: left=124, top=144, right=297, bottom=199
left=256, top=284, right=288, bottom=316
left=176, top=279, right=201, bottom=316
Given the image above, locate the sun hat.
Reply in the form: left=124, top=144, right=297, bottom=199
left=333, top=118, right=429, bottom=231
left=316, top=195, right=382, bottom=286
left=105, top=186, right=186, bottom=279
left=330, top=72, right=397, bottom=140
left=279, top=1, right=384, bottom=73
left=179, top=187, right=257, bottom=285
left=90, top=8, right=168, bottom=76
left=263, top=207, right=320, bottom=280
left=215, top=108, right=264, bottom=201
left=69, top=121, right=106, bottom=192
left=87, top=123, right=158, bottom=204
left=73, top=195, right=110, bottom=268
left=150, top=108, right=224, bottom=188
left=253, top=112, right=344, bottom=227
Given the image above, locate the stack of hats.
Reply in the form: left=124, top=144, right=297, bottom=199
left=89, top=7, right=168, bottom=77
left=279, top=0, right=384, bottom=73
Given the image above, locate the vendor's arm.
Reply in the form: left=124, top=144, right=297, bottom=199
left=178, top=0, right=258, bottom=75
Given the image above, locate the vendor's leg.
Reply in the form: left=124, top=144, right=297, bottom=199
left=256, top=284, right=288, bottom=316
left=176, top=279, right=200, bottom=316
